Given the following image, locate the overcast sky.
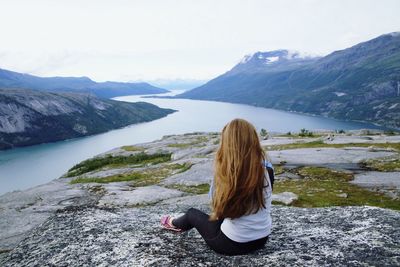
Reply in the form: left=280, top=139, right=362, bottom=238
left=0, top=0, right=399, bottom=82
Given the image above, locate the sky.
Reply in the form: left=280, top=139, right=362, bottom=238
left=0, top=0, right=399, bottom=83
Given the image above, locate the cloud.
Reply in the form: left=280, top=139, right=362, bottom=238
left=0, top=0, right=399, bottom=80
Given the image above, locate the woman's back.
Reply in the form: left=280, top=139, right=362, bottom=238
left=221, top=163, right=274, bottom=242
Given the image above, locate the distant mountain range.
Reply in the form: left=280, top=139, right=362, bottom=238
left=0, top=68, right=169, bottom=98
left=178, top=32, right=400, bottom=129
left=145, top=79, right=208, bottom=90
left=0, top=89, right=174, bottom=150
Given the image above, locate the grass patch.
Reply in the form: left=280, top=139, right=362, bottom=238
left=70, top=162, right=192, bottom=185
left=121, top=145, right=144, bottom=152
left=166, top=183, right=210, bottom=194
left=362, top=155, right=400, bottom=172
left=71, top=168, right=170, bottom=186
left=168, top=136, right=209, bottom=148
left=274, top=166, right=400, bottom=210
left=66, top=152, right=171, bottom=177
left=265, top=140, right=400, bottom=151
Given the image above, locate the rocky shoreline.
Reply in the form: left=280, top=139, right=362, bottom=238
left=1, top=131, right=399, bottom=266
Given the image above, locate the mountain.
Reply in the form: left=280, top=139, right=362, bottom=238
left=0, top=88, right=175, bottom=150
left=145, top=79, right=208, bottom=90
left=178, top=33, right=400, bottom=129
left=0, top=68, right=169, bottom=98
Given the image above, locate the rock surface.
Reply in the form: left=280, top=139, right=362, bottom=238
left=352, top=172, right=400, bottom=189
left=0, top=179, right=87, bottom=251
left=1, top=132, right=400, bottom=266
left=2, top=194, right=400, bottom=266
left=98, top=185, right=184, bottom=208
left=269, top=148, right=395, bottom=169
left=272, top=192, right=298, bottom=205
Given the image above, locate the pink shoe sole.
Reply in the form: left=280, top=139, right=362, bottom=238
left=160, top=215, right=182, bottom=232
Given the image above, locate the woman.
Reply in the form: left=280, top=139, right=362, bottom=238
left=161, top=118, right=274, bottom=256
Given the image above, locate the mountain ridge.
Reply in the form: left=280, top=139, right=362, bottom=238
left=178, top=32, right=400, bottom=129
left=0, top=88, right=175, bottom=150
left=0, top=68, right=169, bottom=98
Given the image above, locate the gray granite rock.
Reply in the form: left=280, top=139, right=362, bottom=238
left=162, top=160, right=213, bottom=186
left=352, top=172, right=400, bottom=188
left=275, top=172, right=302, bottom=180
left=98, top=185, right=184, bottom=208
left=326, top=134, right=400, bottom=145
left=2, top=195, right=399, bottom=266
left=269, top=147, right=395, bottom=168
left=0, top=179, right=87, bottom=251
left=272, top=192, right=298, bottom=205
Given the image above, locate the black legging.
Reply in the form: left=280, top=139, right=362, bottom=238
left=172, top=208, right=268, bottom=256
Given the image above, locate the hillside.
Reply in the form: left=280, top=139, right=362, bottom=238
left=179, top=33, right=400, bottom=129
left=0, top=89, right=175, bottom=149
left=0, top=68, right=169, bottom=98
left=1, top=132, right=399, bottom=265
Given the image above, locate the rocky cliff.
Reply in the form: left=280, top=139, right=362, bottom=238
left=0, top=132, right=399, bottom=266
left=0, top=88, right=174, bottom=149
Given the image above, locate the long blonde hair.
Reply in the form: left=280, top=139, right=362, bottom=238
left=210, top=118, right=266, bottom=220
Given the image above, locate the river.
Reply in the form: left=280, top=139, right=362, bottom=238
left=0, top=91, right=386, bottom=195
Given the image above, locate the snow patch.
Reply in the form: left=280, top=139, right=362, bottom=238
left=239, top=53, right=254, bottom=64
left=265, top=56, right=280, bottom=64
left=334, top=92, right=347, bottom=97
left=389, top=103, right=398, bottom=109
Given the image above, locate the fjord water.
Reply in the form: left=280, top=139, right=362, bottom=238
left=0, top=91, right=385, bottom=195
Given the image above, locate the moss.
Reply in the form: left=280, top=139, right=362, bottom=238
left=168, top=136, right=209, bottom=148
left=177, top=163, right=193, bottom=173
left=166, top=183, right=210, bottom=194
left=121, top=145, right=144, bottom=152
left=167, top=143, right=193, bottom=148
left=167, top=162, right=193, bottom=173
left=88, top=185, right=106, bottom=195
left=70, top=167, right=170, bottom=186
left=71, top=172, right=144, bottom=184
left=274, top=165, right=285, bottom=175
left=274, top=166, right=400, bottom=210
left=66, top=152, right=171, bottom=177
left=362, top=155, right=400, bottom=172
left=265, top=140, right=400, bottom=151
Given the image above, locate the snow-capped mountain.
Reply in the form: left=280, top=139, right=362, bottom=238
left=229, top=50, right=319, bottom=75
left=178, top=33, right=400, bottom=129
